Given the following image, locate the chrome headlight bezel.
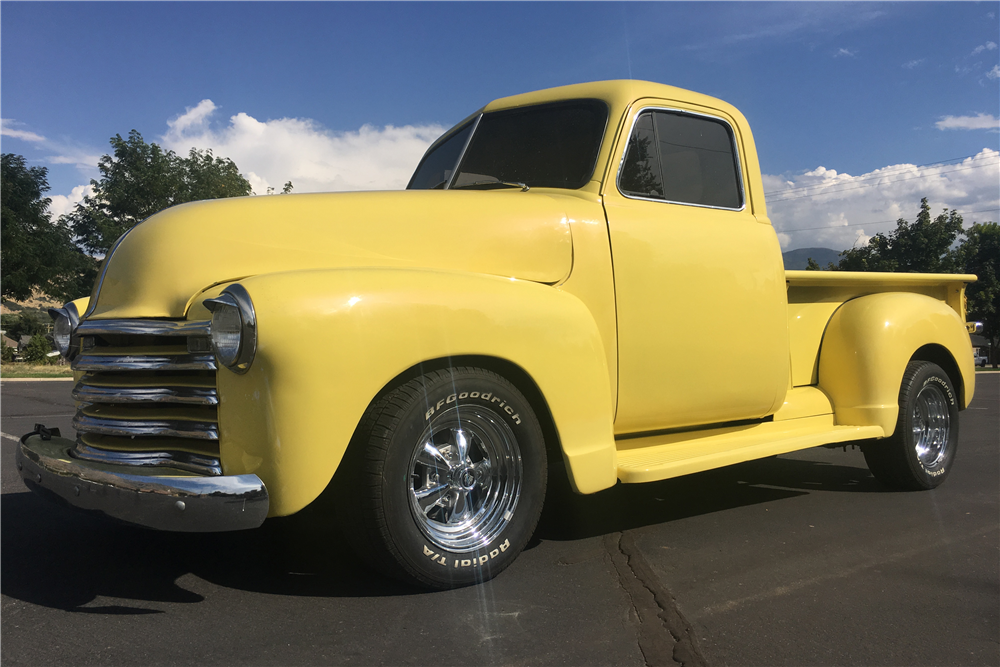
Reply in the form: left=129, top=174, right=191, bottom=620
left=48, top=302, right=81, bottom=360
left=204, top=285, right=256, bottom=374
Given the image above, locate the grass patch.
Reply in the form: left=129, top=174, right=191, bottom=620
left=1, top=363, right=74, bottom=379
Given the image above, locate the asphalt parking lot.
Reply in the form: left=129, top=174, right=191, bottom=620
left=2, top=374, right=997, bottom=666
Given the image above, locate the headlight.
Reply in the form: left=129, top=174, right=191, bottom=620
left=204, top=285, right=256, bottom=374
left=48, top=303, right=81, bottom=359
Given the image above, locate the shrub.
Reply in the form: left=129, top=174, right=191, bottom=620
left=21, top=333, right=54, bottom=363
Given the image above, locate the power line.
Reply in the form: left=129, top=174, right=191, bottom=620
left=767, top=159, right=999, bottom=203
left=779, top=207, right=1000, bottom=233
left=764, top=151, right=997, bottom=197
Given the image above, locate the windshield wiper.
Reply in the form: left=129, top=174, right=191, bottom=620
left=452, top=179, right=529, bottom=192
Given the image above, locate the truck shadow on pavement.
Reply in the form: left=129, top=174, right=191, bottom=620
left=2, top=455, right=878, bottom=610
left=536, top=454, right=882, bottom=541
left=1, top=490, right=418, bottom=613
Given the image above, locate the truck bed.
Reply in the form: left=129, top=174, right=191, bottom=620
left=785, top=270, right=975, bottom=387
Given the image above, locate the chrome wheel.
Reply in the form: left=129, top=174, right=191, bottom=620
left=912, top=382, right=951, bottom=468
left=408, top=406, right=522, bottom=552
left=863, top=361, right=958, bottom=491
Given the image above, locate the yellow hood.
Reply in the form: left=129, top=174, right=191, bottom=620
left=86, top=189, right=576, bottom=319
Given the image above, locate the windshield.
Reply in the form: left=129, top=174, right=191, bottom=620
left=407, top=118, right=477, bottom=190
left=408, top=99, right=609, bottom=191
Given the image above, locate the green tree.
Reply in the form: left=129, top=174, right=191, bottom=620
left=65, top=131, right=252, bottom=255
left=805, top=257, right=821, bottom=271
left=1, top=338, right=14, bottom=363
left=1, top=154, right=93, bottom=301
left=1, top=311, right=47, bottom=340
left=836, top=198, right=963, bottom=273
left=21, top=333, right=53, bottom=363
left=954, top=222, right=1000, bottom=367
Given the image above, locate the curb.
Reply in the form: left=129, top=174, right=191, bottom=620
left=1, top=377, right=74, bottom=382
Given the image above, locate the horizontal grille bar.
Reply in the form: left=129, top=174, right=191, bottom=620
left=73, top=353, right=217, bottom=372
left=73, top=382, right=219, bottom=406
left=77, top=319, right=211, bottom=337
left=72, top=440, right=222, bottom=476
left=73, top=413, right=219, bottom=440
left=71, top=318, right=220, bottom=474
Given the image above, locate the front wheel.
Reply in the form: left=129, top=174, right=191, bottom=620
left=336, top=367, right=547, bottom=589
left=862, top=361, right=959, bottom=490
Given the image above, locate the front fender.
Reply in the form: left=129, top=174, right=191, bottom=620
left=817, top=292, right=975, bottom=435
left=214, top=267, right=617, bottom=517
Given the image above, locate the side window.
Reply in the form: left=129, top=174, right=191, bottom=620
left=619, top=110, right=743, bottom=209
left=619, top=113, right=663, bottom=199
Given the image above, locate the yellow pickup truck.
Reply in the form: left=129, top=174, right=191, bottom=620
left=20, top=80, right=977, bottom=589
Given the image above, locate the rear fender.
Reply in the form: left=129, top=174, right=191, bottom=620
left=817, top=292, right=975, bottom=435
left=213, top=267, right=617, bottom=517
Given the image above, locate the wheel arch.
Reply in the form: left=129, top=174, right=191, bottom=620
left=910, top=343, right=965, bottom=408
left=817, top=292, right=975, bottom=436
left=214, top=266, right=618, bottom=518
left=360, top=354, right=566, bottom=472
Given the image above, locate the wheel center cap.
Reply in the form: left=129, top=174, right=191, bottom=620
left=458, top=469, right=477, bottom=489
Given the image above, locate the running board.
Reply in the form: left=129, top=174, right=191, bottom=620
left=615, top=415, right=884, bottom=484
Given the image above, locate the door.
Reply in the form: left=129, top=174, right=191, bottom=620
left=604, top=104, right=788, bottom=434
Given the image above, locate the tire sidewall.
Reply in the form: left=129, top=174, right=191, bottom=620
left=901, top=366, right=959, bottom=487
left=380, top=371, right=546, bottom=587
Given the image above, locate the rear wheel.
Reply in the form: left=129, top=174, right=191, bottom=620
left=336, top=367, right=547, bottom=589
left=862, top=361, right=959, bottom=490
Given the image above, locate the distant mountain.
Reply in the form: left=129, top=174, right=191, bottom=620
left=782, top=247, right=842, bottom=270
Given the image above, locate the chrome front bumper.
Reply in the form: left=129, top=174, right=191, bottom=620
left=17, top=433, right=268, bottom=532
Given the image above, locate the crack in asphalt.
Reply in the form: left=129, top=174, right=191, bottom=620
left=605, top=532, right=708, bottom=667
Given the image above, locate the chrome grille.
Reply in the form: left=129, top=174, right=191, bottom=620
left=70, top=319, right=221, bottom=476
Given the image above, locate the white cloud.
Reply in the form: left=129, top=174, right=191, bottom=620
left=1, top=118, right=101, bottom=178
left=159, top=99, right=447, bottom=194
left=935, top=113, right=1000, bottom=130
left=48, top=152, right=103, bottom=168
left=1, top=119, right=46, bottom=143
left=971, top=41, right=998, bottom=56
left=902, top=59, right=925, bottom=69
left=48, top=184, right=94, bottom=219
left=834, top=48, right=856, bottom=58
left=765, top=149, right=1000, bottom=251
left=167, top=100, right=218, bottom=134
left=988, top=65, right=1000, bottom=81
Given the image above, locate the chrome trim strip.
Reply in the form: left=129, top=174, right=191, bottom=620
left=73, top=382, right=219, bottom=406
left=615, top=105, right=747, bottom=213
left=72, top=353, right=217, bottom=372
left=444, top=112, right=483, bottom=189
left=73, top=413, right=219, bottom=440
left=407, top=109, right=483, bottom=190
left=76, top=319, right=211, bottom=337
left=72, top=440, right=222, bottom=476
left=17, top=434, right=267, bottom=533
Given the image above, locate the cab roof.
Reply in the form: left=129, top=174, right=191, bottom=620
left=484, top=79, right=735, bottom=117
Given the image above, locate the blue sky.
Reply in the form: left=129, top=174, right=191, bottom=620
left=2, top=1, right=998, bottom=251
